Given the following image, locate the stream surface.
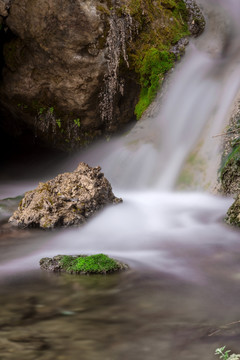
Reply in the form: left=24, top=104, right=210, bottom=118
left=1, top=0, right=240, bottom=359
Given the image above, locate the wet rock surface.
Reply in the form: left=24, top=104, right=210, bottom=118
left=225, top=194, right=240, bottom=227
left=0, top=0, right=139, bottom=150
left=40, top=254, right=129, bottom=274
left=0, top=0, right=205, bottom=150
left=9, top=162, right=122, bottom=229
left=184, top=0, right=206, bottom=36
left=220, top=101, right=240, bottom=196
left=220, top=100, right=240, bottom=226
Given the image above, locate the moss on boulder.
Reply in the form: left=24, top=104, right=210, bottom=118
left=0, top=0, right=205, bottom=150
left=125, top=0, right=205, bottom=119
left=219, top=101, right=240, bottom=227
left=225, top=195, right=240, bottom=227
left=40, top=254, right=129, bottom=274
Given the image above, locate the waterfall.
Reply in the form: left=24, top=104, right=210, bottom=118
left=1, top=0, right=240, bottom=279
left=78, top=0, right=240, bottom=191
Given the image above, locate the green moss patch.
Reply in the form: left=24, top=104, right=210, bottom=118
left=134, top=49, right=174, bottom=119
left=61, top=254, right=121, bottom=274
left=40, top=254, right=128, bottom=274
left=125, top=0, right=191, bottom=119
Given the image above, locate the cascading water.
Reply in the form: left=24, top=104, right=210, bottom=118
left=0, top=0, right=240, bottom=281
left=1, top=1, right=240, bottom=358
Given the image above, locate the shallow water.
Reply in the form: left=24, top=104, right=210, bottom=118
left=1, top=0, right=240, bottom=359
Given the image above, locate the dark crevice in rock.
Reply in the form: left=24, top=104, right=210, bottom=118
left=0, top=24, right=15, bottom=78
left=0, top=27, right=4, bottom=79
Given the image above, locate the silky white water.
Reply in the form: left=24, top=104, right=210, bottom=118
left=0, top=0, right=240, bottom=281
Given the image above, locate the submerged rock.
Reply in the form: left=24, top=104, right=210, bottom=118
left=225, top=195, right=240, bottom=227
left=9, top=162, right=122, bottom=229
left=40, top=254, right=129, bottom=274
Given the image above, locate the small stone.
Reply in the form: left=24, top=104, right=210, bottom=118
left=40, top=254, right=129, bottom=274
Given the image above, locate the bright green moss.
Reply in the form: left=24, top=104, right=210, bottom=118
left=60, top=254, right=122, bottom=274
left=125, top=0, right=190, bottom=119
left=134, top=49, right=174, bottom=119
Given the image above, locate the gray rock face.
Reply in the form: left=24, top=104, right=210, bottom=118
left=0, top=0, right=138, bottom=149
left=9, top=162, right=122, bottom=229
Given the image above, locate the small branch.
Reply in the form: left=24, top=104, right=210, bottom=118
left=208, top=329, right=221, bottom=337
left=212, top=129, right=240, bottom=138
left=208, top=320, right=240, bottom=336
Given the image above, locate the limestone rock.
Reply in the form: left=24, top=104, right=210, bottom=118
left=0, top=0, right=205, bottom=150
left=9, top=162, right=122, bottom=229
left=225, top=194, right=240, bottom=227
left=184, top=0, right=205, bottom=37
left=0, top=0, right=139, bottom=150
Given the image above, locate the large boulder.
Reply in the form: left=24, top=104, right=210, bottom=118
left=0, top=0, right=204, bottom=150
left=0, top=0, right=139, bottom=149
left=9, top=162, right=122, bottom=229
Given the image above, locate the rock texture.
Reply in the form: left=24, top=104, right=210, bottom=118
left=219, top=100, right=240, bottom=226
left=9, top=162, right=122, bottom=229
left=40, top=254, right=129, bottom=274
left=0, top=0, right=139, bottom=149
left=0, top=0, right=205, bottom=150
left=0, top=0, right=10, bottom=18
left=220, top=100, right=240, bottom=196
left=225, top=195, right=240, bottom=227
left=185, top=0, right=205, bottom=37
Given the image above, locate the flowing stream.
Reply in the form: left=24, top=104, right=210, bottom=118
left=1, top=0, right=240, bottom=359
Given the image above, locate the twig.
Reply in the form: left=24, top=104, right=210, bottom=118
left=208, top=320, right=240, bottom=336
left=212, top=129, right=240, bottom=138
left=208, top=329, right=221, bottom=337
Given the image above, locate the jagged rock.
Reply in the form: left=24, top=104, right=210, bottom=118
left=170, top=37, right=189, bottom=59
left=39, top=254, right=129, bottom=274
left=9, top=162, right=122, bottom=229
left=0, top=0, right=10, bottom=17
left=184, top=0, right=206, bottom=36
left=225, top=194, right=240, bottom=227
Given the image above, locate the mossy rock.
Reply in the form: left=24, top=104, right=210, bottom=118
left=40, top=254, right=129, bottom=275
left=225, top=195, right=240, bottom=227
left=220, top=143, right=240, bottom=195
left=124, top=0, right=205, bottom=119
